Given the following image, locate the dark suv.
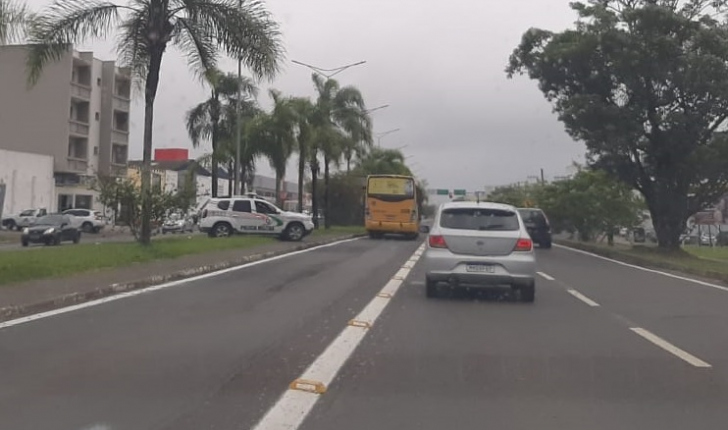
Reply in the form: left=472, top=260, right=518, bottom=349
left=517, top=208, right=552, bottom=249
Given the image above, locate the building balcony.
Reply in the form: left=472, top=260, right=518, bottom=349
left=66, top=157, right=88, bottom=173
left=112, top=129, right=128, bottom=144
left=113, top=95, right=130, bottom=112
left=70, top=81, right=91, bottom=100
left=69, top=120, right=89, bottom=136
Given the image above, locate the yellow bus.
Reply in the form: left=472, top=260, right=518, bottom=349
left=365, top=174, right=420, bottom=239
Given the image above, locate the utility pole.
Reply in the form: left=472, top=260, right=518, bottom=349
left=540, top=168, right=545, bottom=184
left=291, top=60, right=366, bottom=80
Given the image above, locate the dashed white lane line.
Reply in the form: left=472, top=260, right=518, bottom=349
left=251, top=243, right=426, bottom=430
left=537, top=271, right=555, bottom=281
left=630, top=327, right=712, bottom=368
left=566, top=289, right=600, bottom=307
left=555, top=243, right=728, bottom=293
left=0, top=238, right=363, bottom=331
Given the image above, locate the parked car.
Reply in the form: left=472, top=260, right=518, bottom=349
left=199, top=196, right=314, bottom=241
left=2, top=208, right=48, bottom=230
left=517, top=207, right=552, bottom=248
left=21, top=214, right=80, bottom=246
left=162, top=212, right=195, bottom=234
left=62, top=208, right=105, bottom=233
left=421, top=201, right=537, bottom=302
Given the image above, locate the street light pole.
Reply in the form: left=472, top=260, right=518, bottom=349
left=291, top=59, right=367, bottom=79
left=233, top=0, right=243, bottom=195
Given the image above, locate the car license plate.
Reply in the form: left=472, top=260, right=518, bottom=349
left=466, top=264, right=495, bottom=273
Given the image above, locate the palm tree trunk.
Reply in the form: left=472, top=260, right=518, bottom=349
left=297, top=152, right=305, bottom=212
left=324, top=155, right=331, bottom=230
left=227, top=161, right=233, bottom=196
left=310, top=160, right=319, bottom=229
left=139, top=51, right=163, bottom=246
left=211, top=125, right=219, bottom=198
left=275, top=171, right=282, bottom=207
left=346, top=155, right=351, bottom=173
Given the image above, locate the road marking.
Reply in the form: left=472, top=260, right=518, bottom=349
left=0, top=238, right=363, bottom=331
left=252, top=243, right=426, bottom=430
left=630, top=327, right=712, bottom=368
left=537, top=271, right=555, bottom=281
left=566, top=289, right=600, bottom=307
left=556, top=244, right=728, bottom=293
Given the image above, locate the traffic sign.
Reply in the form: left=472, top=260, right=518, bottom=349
left=436, top=189, right=449, bottom=195
left=453, top=189, right=466, bottom=196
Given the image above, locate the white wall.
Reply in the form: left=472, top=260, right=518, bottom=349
left=86, top=57, right=103, bottom=176
left=0, top=149, right=55, bottom=215
left=163, top=170, right=178, bottom=193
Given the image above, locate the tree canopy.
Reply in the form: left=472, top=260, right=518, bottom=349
left=507, top=0, right=728, bottom=248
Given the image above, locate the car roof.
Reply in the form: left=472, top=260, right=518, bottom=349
left=517, top=207, right=544, bottom=212
left=439, top=201, right=517, bottom=211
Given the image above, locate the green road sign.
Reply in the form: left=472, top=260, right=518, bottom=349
left=453, top=189, right=467, bottom=196
left=436, top=189, right=449, bottom=195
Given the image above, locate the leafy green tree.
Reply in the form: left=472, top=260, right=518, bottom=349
left=27, top=0, right=282, bottom=244
left=288, top=97, right=315, bottom=212
left=507, top=0, right=728, bottom=248
left=538, top=169, right=644, bottom=243
left=355, top=148, right=412, bottom=176
left=487, top=183, right=541, bottom=207
left=186, top=68, right=258, bottom=197
left=0, top=0, right=31, bottom=44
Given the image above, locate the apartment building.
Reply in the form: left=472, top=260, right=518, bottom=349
left=0, top=45, right=131, bottom=212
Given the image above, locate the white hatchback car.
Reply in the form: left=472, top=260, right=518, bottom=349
left=421, top=201, right=537, bottom=302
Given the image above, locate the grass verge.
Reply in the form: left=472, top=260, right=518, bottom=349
left=0, top=234, right=275, bottom=286
left=556, top=239, right=728, bottom=283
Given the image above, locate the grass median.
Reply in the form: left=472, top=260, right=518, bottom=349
left=0, top=226, right=367, bottom=286
left=556, top=239, right=728, bottom=282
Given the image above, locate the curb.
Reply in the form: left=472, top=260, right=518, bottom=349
left=555, top=239, right=728, bottom=285
left=0, top=234, right=366, bottom=323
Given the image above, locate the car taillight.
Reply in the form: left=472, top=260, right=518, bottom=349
left=429, top=235, right=447, bottom=248
left=514, top=238, right=533, bottom=252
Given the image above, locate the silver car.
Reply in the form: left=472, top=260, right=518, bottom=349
left=421, top=201, right=537, bottom=302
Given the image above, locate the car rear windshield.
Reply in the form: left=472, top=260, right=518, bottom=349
left=518, top=209, right=547, bottom=225
left=439, top=208, right=520, bottom=231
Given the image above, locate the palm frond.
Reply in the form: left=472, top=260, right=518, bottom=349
left=26, top=0, right=123, bottom=84
left=186, top=101, right=213, bottom=146
left=174, top=0, right=283, bottom=80
left=172, top=16, right=217, bottom=79
left=0, top=0, right=32, bottom=44
left=116, top=2, right=149, bottom=92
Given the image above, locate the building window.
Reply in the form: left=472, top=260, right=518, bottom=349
left=58, top=194, right=73, bottom=212
left=68, top=137, right=88, bottom=159
left=111, top=144, right=127, bottom=165
left=93, top=146, right=98, bottom=155
left=95, top=112, right=100, bottom=121
left=97, top=77, right=101, bottom=86
left=75, top=195, right=92, bottom=209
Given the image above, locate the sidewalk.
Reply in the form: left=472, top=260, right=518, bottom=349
left=0, top=234, right=360, bottom=322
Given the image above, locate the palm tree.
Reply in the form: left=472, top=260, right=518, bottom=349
left=247, top=89, right=296, bottom=206
left=287, top=97, right=315, bottom=213
left=186, top=68, right=257, bottom=198
left=310, top=74, right=372, bottom=228
left=26, top=0, right=282, bottom=244
left=0, top=0, right=31, bottom=44
left=357, top=147, right=412, bottom=176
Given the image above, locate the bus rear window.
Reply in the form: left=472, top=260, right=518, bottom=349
left=368, top=177, right=414, bottom=199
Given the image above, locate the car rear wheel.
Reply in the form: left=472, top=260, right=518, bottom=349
left=541, top=240, right=552, bottom=249
left=425, top=278, right=438, bottom=298
left=212, top=222, right=233, bottom=238
left=21, top=240, right=28, bottom=247
left=285, top=223, right=305, bottom=242
left=82, top=222, right=93, bottom=233
left=5, top=220, right=16, bottom=231
left=519, top=282, right=535, bottom=303
left=368, top=231, right=383, bottom=239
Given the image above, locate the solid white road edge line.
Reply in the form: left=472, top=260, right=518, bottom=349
left=555, top=243, right=728, bottom=293
left=630, top=327, right=712, bottom=368
left=566, top=289, right=600, bottom=307
left=0, top=237, right=363, bottom=331
left=251, top=243, right=427, bottom=430
left=537, top=271, right=555, bottom=281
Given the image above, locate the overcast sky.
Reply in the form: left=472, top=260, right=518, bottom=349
left=27, top=0, right=586, bottom=190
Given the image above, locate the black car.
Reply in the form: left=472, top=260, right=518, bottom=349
left=21, top=214, right=81, bottom=246
left=517, top=208, right=552, bottom=248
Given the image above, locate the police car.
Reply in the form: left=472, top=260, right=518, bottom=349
left=198, top=195, right=315, bottom=241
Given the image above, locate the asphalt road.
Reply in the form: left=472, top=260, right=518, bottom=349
left=2, top=238, right=728, bottom=429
